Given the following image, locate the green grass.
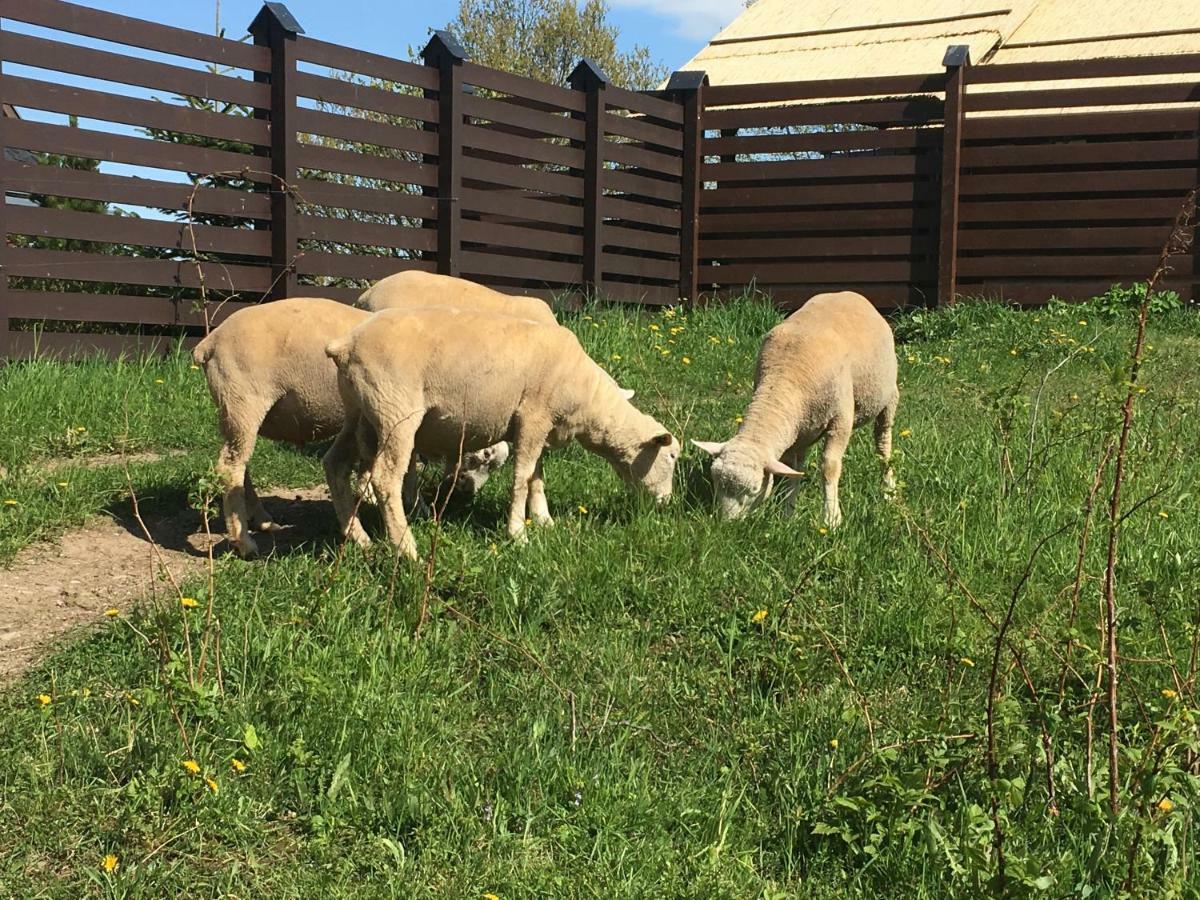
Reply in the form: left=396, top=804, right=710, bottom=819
left=1, top=295, right=1199, bottom=896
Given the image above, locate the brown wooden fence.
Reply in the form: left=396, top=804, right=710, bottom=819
left=0, top=0, right=1196, bottom=359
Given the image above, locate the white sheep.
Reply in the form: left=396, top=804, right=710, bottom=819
left=693, top=291, right=898, bottom=526
left=323, top=307, right=680, bottom=559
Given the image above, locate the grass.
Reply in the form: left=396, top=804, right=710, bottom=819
left=1, top=293, right=1198, bottom=896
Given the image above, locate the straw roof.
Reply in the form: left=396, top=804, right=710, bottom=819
left=679, top=0, right=1200, bottom=89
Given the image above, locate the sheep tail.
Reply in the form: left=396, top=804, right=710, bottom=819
left=191, top=333, right=216, bottom=366
left=325, top=335, right=353, bottom=368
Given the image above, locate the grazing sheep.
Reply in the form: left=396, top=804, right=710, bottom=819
left=357, top=270, right=557, bottom=324
left=693, top=291, right=898, bottom=527
left=192, top=298, right=511, bottom=558
left=324, top=308, right=680, bottom=559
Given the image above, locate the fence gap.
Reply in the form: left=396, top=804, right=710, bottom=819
left=568, top=58, right=609, bottom=299
left=249, top=2, right=303, bottom=300
left=937, top=45, right=970, bottom=307
left=422, top=31, right=467, bottom=278
left=667, top=70, right=707, bottom=307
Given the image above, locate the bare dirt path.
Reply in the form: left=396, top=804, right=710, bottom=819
left=0, top=486, right=332, bottom=683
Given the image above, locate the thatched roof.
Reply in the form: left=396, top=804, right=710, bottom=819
left=680, top=0, right=1200, bottom=89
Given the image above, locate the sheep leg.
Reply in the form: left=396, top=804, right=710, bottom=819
left=821, top=421, right=851, bottom=529
left=527, top=456, right=553, bottom=526
left=404, top=454, right=430, bottom=519
left=875, top=395, right=898, bottom=496
left=243, top=471, right=280, bottom=533
left=507, top=419, right=551, bottom=542
left=371, top=425, right=421, bottom=561
left=215, top=421, right=262, bottom=559
left=782, top=443, right=811, bottom=516
left=323, top=418, right=372, bottom=550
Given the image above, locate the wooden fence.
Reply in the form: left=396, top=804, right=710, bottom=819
left=0, top=0, right=1197, bottom=359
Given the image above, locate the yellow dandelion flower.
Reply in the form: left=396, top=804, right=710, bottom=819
left=180, top=597, right=199, bottom=609
left=648, top=323, right=660, bottom=332
left=36, top=693, right=51, bottom=706
left=1070, top=393, right=1079, bottom=401
left=124, top=692, right=140, bottom=707
left=1158, top=798, right=1174, bottom=813
left=960, top=657, right=975, bottom=667
left=663, top=308, right=675, bottom=318
left=182, top=759, right=200, bottom=775
left=484, top=894, right=500, bottom=900
left=899, top=428, right=912, bottom=438
left=1162, top=688, right=1178, bottom=699
left=1159, top=511, right=1169, bottom=520
left=105, top=607, right=119, bottom=617
left=1078, top=319, right=1088, bottom=326
left=611, top=353, right=621, bottom=361
left=751, top=609, right=768, bottom=624
left=102, top=853, right=118, bottom=873
left=488, top=543, right=498, bottom=555
left=524, top=518, right=532, bottom=526
left=1010, top=349, right=1019, bottom=356
left=818, top=527, right=828, bottom=536
left=3, top=499, right=16, bottom=506
left=154, top=378, right=165, bottom=385
left=660, top=349, right=671, bottom=357
left=682, top=357, right=691, bottom=365
left=190, top=364, right=201, bottom=370
left=829, top=738, right=839, bottom=749
left=75, top=426, right=87, bottom=433
left=205, top=776, right=219, bottom=794
left=578, top=505, right=588, bottom=514
left=57, top=481, right=69, bottom=488
left=231, top=758, right=247, bottom=773
left=709, top=335, right=720, bottom=344
left=906, top=354, right=916, bottom=363
left=726, top=337, right=735, bottom=344
left=734, top=416, right=744, bottom=425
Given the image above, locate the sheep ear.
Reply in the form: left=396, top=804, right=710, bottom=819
left=652, top=432, right=674, bottom=447
left=619, top=388, right=636, bottom=401
left=691, top=440, right=726, bottom=456
left=765, top=457, right=803, bottom=478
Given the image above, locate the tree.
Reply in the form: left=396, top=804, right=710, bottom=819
left=445, top=0, right=666, bottom=89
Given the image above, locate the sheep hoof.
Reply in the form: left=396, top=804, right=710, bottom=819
left=233, top=537, right=259, bottom=559
left=532, top=514, right=554, bottom=527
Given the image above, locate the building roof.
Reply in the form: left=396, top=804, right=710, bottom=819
left=679, top=0, right=1200, bottom=88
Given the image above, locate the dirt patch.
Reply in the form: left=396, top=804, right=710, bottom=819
left=0, top=486, right=335, bottom=684
left=0, top=449, right=188, bottom=482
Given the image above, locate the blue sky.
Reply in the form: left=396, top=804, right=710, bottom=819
left=80, top=0, right=741, bottom=76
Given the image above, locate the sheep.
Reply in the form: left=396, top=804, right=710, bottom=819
left=692, top=291, right=898, bottom=527
left=323, top=307, right=680, bottom=559
left=192, top=297, right=511, bottom=558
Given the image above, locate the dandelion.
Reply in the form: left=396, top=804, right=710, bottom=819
left=1162, top=688, right=1178, bottom=699
left=829, top=738, right=839, bottom=749
left=1009, top=349, right=1019, bottom=356
left=960, top=657, right=975, bottom=667
left=154, top=378, right=165, bottom=385
left=57, top=481, right=69, bottom=488
left=36, top=693, right=51, bottom=706
left=1158, top=798, right=1175, bottom=813
left=180, top=597, right=199, bottom=609
left=182, top=759, right=200, bottom=775
left=524, top=518, right=532, bottom=527
left=190, top=364, right=201, bottom=370
left=906, top=354, right=916, bottom=363
left=124, top=692, right=140, bottom=707
left=1070, top=393, right=1079, bottom=401
left=734, top=416, right=744, bottom=425
left=102, top=854, right=118, bottom=873
left=488, top=543, right=498, bottom=556
left=484, top=894, right=500, bottom=900
left=663, top=308, right=676, bottom=318
left=105, top=607, right=119, bottom=618
left=682, top=357, right=691, bottom=365
left=818, top=527, right=828, bottom=536
left=751, top=609, right=768, bottom=624
left=726, top=337, right=734, bottom=344
left=1078, top=319, right=1088, bottom=326
left=75, top=426, right=87, bottom=433
left=611, top=353, right=621, bottom=361
left=898, top=428, right=912, bottom=438
left=205, top=776, right=219, bottom=794
left=231, top=758, right=247, bottom=773
left=709, top=335, right=720, bottom=344
left=3, top=499, right=16, bottom=506
left=648, top=323, right=660, bottom=332
left=578, top=505, right=588, bottom=514
left=1159, top=511, right=1169, bottom=520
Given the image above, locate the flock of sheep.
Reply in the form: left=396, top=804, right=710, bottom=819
left=192, top=272, right=899, bottom=559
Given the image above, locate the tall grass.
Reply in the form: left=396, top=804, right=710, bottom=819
left=0, top=291, right=1198, bottom=896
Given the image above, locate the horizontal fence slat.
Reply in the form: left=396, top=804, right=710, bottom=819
left=6, top=247, right=272, bottom=292
left=704, top=97, right=943, bottom=131
left=6, top=119, right=272, bottom=184
left=602, top=111, right=681, bottom=150
left=295, top=37, right=438, bottom=90
left=702, top=181, right=932, bottom=209
left=462, top=123, right=584, bottom=169
left=460, top=188, right=582, bottom=228
left=968, top=82, right=1200, bottom=113
left=4, top=0, right=269, bottom=71
left=603, top=224, right=680, bottom=255
left=705, top=72, right=948, bottom=107
left=703, top=283, right=926, bottom=309
left=598, top=281, right=679, bottom=305
left=960, top=254, right=1196, bottom=278
left=0, top=31, right=270, bottom=109
left=460, top=250, right=581, bottom=284
left=460, top=62, right=584, bottom=113
left=461, top=219, right=583, bottom=256
left=960, top=168, right=1200, bottom=195
left=601, top=252, right=678, bottom=281
left=293, top=108, right=438, bottom=156
left=702, top=234, right=930, bottom=258
left=700, top=259, right=933, bottom=284
left=294, top=72, right=438, bottom=123
left=460, top=93, right=584, bottom=142
left=604, top=140, right=682, bottom=177
left=298, top=216, right=437, bottom=253
left=295, top=143, right=438, bottom=187
left=958, top=225, right=1177, bottom=251
left=604, top=84, right=683, bottom=124
left=703, top=126, right=941, bottom=156
left=8, top=290, right=177, bottom=325
left=959, top=197, right=1188, bottom=223
left=5, top=76, right=270, bottom=146
left=297, top=181, right=438, bottom=219
left=463, top=157, right=583, bottom=199
left=295, top=252, right=433, bottom=280
left=964, top=108, right=1200, bottom=141
left=3, top=161, right=271, bottom=218
left=962, top=137, right=1200, bottom=169
left=605, top=196, right=681, bottom=229
left=604, top=168, right=681, bottom=203
left=703, top=154, right=930, bottom=182
left=6, top=205, right=271, bottom=257
left=701, top=207, right=932, bottom=234
left=968, top=53, right=1200, bottom=86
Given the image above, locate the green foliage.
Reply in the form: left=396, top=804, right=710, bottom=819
left=1078, top=283, right=1187, bottom=320
left=445, top=0, right=666, bottom=89
left=1, top=296, right=1199, bottom=895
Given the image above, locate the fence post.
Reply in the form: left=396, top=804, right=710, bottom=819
left=0, top=20, right=9, bottom=352
left=666, top=71, right=708, bottom=307
left=249, top=3, right=303, bottom=301
left=422, top=32, right=467, bottom=278
left=568, top=59, right=609, bottom=298
left=937, top=45, right=970, bottom=307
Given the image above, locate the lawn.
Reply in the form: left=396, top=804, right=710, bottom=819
left=1, top=293, right=1198, bottom=897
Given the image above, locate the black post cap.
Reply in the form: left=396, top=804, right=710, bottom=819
left=568, top=57, right=610, bottom=88
left=422, top=30, right=468, bottom=64
left=248, top=2, right=304, bottom=38
left=943, top=45, right=971, bottom=68
left=665, top=70, right=709, bottom=92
